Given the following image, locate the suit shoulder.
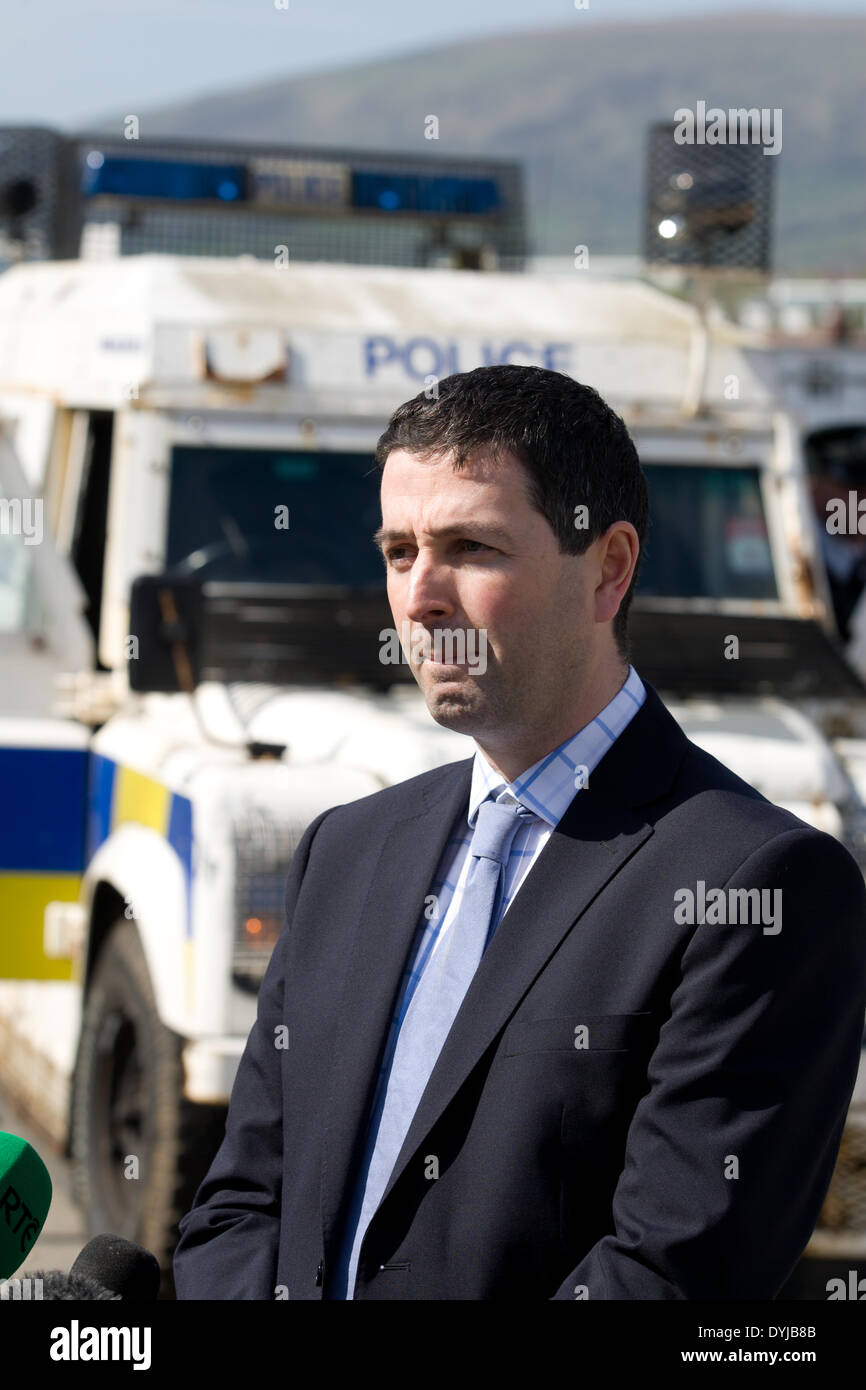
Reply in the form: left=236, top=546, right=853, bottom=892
left=677, top=735, right=773, bottom=805
left=637, top=682, right=794, bottom=833
left=673, top=732, right=862, bottom=865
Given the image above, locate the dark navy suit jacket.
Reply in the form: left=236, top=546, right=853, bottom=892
left=174, top=681, right=866, bottom=1299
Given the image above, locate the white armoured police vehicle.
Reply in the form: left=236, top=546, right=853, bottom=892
left=1, top=252, right=866, bottom=1290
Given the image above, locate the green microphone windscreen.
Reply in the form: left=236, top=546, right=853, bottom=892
left=0, top=1131, right=52, bottom=1279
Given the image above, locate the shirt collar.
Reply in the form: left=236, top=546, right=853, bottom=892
left=467, top=664, right=647, bottom=830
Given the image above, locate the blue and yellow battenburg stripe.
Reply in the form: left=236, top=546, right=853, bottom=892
left=0, top=748, right=193, bottom=980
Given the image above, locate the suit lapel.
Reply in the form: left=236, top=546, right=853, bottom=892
left=320, top=757, right=474, bottom=1251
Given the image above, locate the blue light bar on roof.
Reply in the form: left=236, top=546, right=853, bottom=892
left=351, top=170, right=501, bottom=216
left=81, top=154, right=248, bottom=203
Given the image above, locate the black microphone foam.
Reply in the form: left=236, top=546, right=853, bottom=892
left=26, top=1268, right=122, bottom=1299
left=70, top=1234, right=160, bottom=1301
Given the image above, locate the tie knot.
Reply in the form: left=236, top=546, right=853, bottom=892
left=470, top=797, right=532, bottom=865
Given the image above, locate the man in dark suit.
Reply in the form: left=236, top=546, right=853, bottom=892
left=174, top=364, right=866, bottom=1300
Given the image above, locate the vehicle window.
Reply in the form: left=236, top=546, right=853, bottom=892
left=0, top=538, right=51, bottom=635
left=803, top=425, right=866, bottom=640
left=166, top=446, right=384, bottom=586
left=637, top=463, right=777, bottom=600
left=70, top=411, right=113, bottom=648
left=0, top=530, right=30, bottom=631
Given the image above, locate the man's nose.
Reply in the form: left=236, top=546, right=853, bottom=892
left=402, top=550, right=457, bottom=622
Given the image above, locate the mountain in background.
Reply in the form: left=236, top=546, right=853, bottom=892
left=88, top=12, right=865, bottom=273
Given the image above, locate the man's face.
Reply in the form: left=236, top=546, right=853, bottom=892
left=377, top=446, right=615, bottom=749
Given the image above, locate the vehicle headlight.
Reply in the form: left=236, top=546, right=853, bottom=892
left=232, top=809, right=304, bottom=992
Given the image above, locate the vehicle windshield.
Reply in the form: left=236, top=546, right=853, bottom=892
left=166, top=447, right=778, bottom=602
left=637, top=463, right=778, bottom=601
left=166, top=445, right=386, bottom=585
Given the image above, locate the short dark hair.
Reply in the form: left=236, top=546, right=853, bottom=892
left=374, top=364, right=649, bottom=661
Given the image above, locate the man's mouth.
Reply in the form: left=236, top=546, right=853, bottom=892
left=403, top=622, right=488, bottom=676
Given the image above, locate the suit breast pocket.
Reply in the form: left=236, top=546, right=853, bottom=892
left=502, top=1011, right=659, bottom=1056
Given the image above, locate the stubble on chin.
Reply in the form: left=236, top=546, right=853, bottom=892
left=423, top=678, right=478, bottom=725
left=423, top=667, right=512, bottom=738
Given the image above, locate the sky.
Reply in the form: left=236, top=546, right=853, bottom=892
left=2, top=0, right=863, bottom=130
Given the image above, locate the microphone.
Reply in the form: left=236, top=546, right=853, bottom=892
left=0, top=1131, right=52, bottom=1279
left=24, top=1234, right=161, bottom=1301
left=25, top=1269, right=122, bottom=1300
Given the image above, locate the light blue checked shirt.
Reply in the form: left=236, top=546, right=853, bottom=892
left=328, top=663, right=646, bottom=1298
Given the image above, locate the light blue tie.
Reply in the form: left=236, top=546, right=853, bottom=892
left=342, top=795, right=533, bottom=1295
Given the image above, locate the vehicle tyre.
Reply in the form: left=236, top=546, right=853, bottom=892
left=69, top=918, right=227, bottom=1298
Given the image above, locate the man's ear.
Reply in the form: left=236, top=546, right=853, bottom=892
left=594, top=523, right=639, bottom=625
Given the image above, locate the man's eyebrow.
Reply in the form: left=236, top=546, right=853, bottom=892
left=372, top=523, right=513, bottom=553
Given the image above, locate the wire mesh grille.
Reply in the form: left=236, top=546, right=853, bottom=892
left=643, top=120, right=774, bottom=271
left=232, top=806, right=305, bottom=991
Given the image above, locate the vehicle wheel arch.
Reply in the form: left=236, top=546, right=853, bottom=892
left=83, top=878, right=127, bottom=990
left=80, top=824, right=190, bottom=1030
